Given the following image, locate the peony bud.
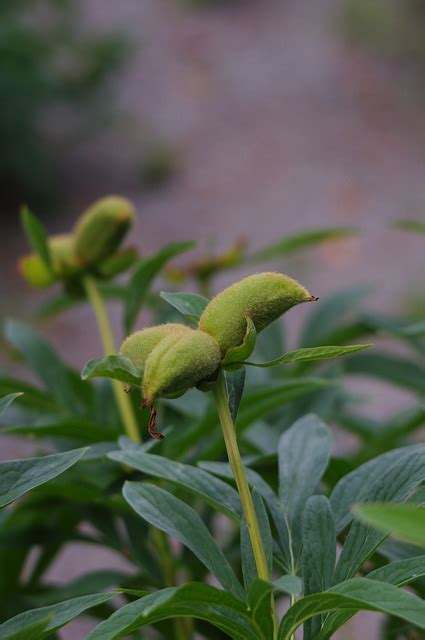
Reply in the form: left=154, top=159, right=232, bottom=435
left=74, top=196, right=135, bottom=266
left=199, top=272, right=317, bottom=355
left=142, top=329, right=221, bottom=404
left=119, top=323, right=192, bottom=372
left=19, top=233, right=80, bottom=288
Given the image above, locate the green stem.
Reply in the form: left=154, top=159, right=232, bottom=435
left=214, top=372, right=277, bottom=636
left=83, top=275, right=141, bottom=443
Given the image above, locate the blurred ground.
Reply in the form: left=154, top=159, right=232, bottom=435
left=2, top=0, right=425, bottom=637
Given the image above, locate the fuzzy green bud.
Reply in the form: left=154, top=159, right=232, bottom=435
left=142, top=329, right=221, bottom=403
left=199, top=272, right=317, bottom=355
left=119, top=323, right=192, bottom=372
left=74, top=196, right=135, bottom=266
left=19, top=233, right=80, bottom=288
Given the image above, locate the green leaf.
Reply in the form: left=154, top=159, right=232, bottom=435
left=332, top=444, right=425, bottom=583
left=20, top=206, right=52, bottom=271
left=241, top=344, right=372, bottom=368
left=124, top=242, right=195, bottom=333
left=344, top=351, right=425, bottom=394
left=2, top=419, right=118, bottom=443
left=318, top=555, right=425, bottom=639
left=0, top=378, right=58, bottom=413
left=87, top=583, right=259, bottom=640
left=301, top=495, right=336, bottom=639
left=1, top=617, right=51, bottom=640
left=274, top=575, right=303, bottom=595
left=394, top=219, right=425, bottom=235
left=241, top=491, right=272, bottom=591
left=109, top=450, right=241, bottom=521
left=0, top=393, right=23, bottom=416
left=331, top=444, right=425, bottom=534
left=4, top=320, right=84, bottom=412
left=353, top=503, right=425, bottom=548
left=81, top=355, right=142, bottom=386
left=278, top=414, right=332, bottom=562
left=29, top=570, right=129, bottom=607
left=222, top=316, right=257, bottom=369
left=0, top=448, right=86, bottom=508
left=160, top=291, right=208, bottom=324
left=278, top=578, right=425, bottom=640
left=123, top=482, right=244, bottom=600
left=247, top=579, right=274, bottom=639
left=248, top=227, right=356, bottom=262
left=224, top=367, right=246, bottom=422
left=0, top=593, right=114, bottom=639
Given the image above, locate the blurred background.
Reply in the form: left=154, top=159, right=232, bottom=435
left=2, top=0, right=425, bottom=637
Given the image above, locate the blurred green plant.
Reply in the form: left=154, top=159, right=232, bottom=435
left=0, top=0, right=130, bottom=211
left=340, top=0, right=425, bottom=61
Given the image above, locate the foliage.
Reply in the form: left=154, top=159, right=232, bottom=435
left=2, top=211, right=425, bottom=638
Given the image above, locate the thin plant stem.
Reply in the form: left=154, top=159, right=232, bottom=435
left=83, top=275, right=141, bottom=443
left=213, top=371, right=277, bottom=637
left=289, top=594, right=296, bottom=640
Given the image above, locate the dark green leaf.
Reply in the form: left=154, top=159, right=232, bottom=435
left=301, top=496, right=336, bottom=639
left=222, top=316, right=257, bottom=368
left=160, top=291, right=208, bottom=324
left=247, top=579, right=274, bottom=639
left=1, top=617, right=51, bottom=640
left=2, top=419, right=118, bottom=443
left=242, top=344, right=372, bottom=368
left=353, top=503, right=425, bottom=548
left=87, top=583, right=259, bottom=640
left=0, top=593, right=114, bottom=639
left=0, top=448, right=86, bottom=508
left=20, top=206, right=52, bottom=270
left=123, top=482, right=244, bottom=600
left=278, top=578, right=425, bottom=640
left=81, top=355, right=142, bottom=386
left=249, top=227, right=356, bottom=262
left=278, top=414, right=331, bottom=562
left=109, top=450, right=241, bottom=521
left=124, top=242, right=195, bottom=333
left=4, top=320, right=83, bottom=412
left=0, top=393, right=23, bottom=416
left=274, top=575, right=303, bottom=595
left=344, top=351, right=425, bottom=394
left=224, top=367, right=246, bottom=422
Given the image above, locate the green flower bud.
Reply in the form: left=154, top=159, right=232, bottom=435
left=199, top=272, right=317, bottom=355
left=119, top=323, right=192, bottom=372
left=142, top=329, right=221, bottom=403
left=19, top=233, right=80, bottom=288
left=18, top=254, right=57, bottom=289
left=74, top=196, right=135, bottom=266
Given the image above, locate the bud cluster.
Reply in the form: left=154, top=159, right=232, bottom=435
left=19, top=196, right=137, bottom=290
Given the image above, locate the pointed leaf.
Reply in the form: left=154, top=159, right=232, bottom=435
left=0, top=593, right=114, bottom=639
left=249, top=227, right=356, bottom=262
left=274, top=575, right=303, bottom=595
left=224, top=367, right=246, bottom=422
left=87, top=583, right=259, bottom=640
left=0, top=393, right=23, bottom=416
left=278, top=578, right=425, bottom=640
left=109, top=450, right=241, bottom=521
left=124, top=242, right=195, bottom=333
left=123, top=482, right=244, bottom=600
left=20, top=206, right=52, bottom=271
left=0, top=448, right=87, bottom=508
left=160, top=291, right=208, bottom=324
left=241, top=344, right=372, bottom=368
left=81, top=355, right=142, bottom=386
left=353, top=503, right=425, bottom=548
left=278, top=414, right=331, bottom=561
